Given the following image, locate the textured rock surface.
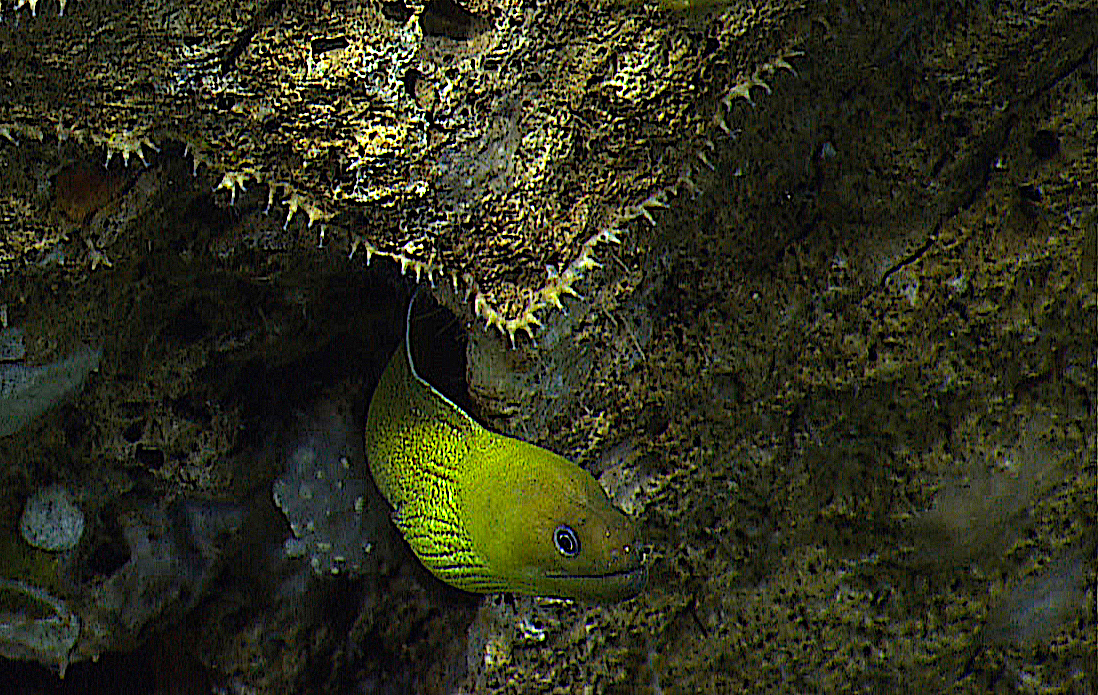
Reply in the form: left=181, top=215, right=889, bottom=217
left=0, top=0, right=805, bottom=339
left=272, top=397, right=379, bottom=577
left=0, top=347, right=100, bottom=437
left=0, top=0, right=1093, bottom=693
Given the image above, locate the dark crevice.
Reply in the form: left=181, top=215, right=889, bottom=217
left=879, top=105, right=1018, bottom=288
left=878, top=223, right=940, bottom=288
left=220, top=0, right=286, bottom=74
left=310, top=36, right=349, bottom=57
left=419, top=0, right=491, bottom=41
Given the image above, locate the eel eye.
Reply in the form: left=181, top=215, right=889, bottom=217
left=553, top=525, right=580, bottom=557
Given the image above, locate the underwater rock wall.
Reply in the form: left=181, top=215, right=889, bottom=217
left=0, top=0, right=1092, bottom=693
left=0, top=0, right=806, bottom=340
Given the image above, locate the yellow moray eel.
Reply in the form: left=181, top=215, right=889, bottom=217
left=364, top=299, right=646, bottom=602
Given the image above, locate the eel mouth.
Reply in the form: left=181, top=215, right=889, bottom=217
left=543, top=563, right=648, bottom=602
left=545, top=565, right=646, bottom=582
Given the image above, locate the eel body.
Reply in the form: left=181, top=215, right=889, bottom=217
left=364, top=303, right=646, bottom=602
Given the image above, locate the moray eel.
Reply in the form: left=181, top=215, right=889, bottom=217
left=364, top=300, right=646, bottom=602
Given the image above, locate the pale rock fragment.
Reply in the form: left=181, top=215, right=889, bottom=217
left=20, top=485, right=85, bottom=552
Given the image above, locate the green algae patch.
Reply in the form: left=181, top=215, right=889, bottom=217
left=0, top=517, right=62, bottom=597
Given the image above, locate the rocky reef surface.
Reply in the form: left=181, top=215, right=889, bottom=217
left=0, top=0, right=1093, bottom=693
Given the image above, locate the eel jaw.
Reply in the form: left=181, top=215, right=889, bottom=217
left=542, top=564, right=648, bottom=602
